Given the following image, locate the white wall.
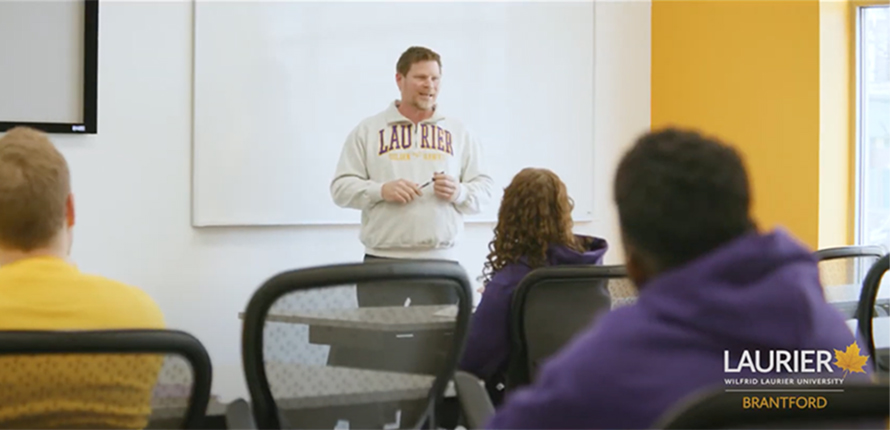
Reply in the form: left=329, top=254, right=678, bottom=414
left=47, top=0, right=650, bottom=401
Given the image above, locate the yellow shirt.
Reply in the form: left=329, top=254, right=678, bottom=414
left=0, top=256, right=166, bottom=429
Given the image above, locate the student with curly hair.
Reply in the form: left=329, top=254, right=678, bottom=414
left=458, top=167, right=608, bottom=402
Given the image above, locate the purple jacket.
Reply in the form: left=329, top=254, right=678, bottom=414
left=459, top=235, right=608, bottom=387
left=486, top=229, right=865, bottom=429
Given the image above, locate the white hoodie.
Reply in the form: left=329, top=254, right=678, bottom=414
left=331, top=101, right=494, bottom=260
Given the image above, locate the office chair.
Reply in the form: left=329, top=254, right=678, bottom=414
left=815, top=245, right=886, bottom=319
left=504, top=265, right=632, bottom=395
left=857, top=254, right=890, bottom=375
left=240, top=260, right=473, bottom=430
left=0, top=329, right=212, bottom=429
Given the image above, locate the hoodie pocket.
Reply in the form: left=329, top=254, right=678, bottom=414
left=361, top=197, right=461, bottom=250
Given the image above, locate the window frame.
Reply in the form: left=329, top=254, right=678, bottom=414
left=852, top=0, right=890, bottom=248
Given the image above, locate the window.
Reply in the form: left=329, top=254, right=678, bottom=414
left=854, top=4, right=889, bottom=353
left=856, top=4, right=890, bottom=251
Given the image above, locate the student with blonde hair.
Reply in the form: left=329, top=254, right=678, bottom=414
left=0, top=126, right=165, bottom=428
left=459, top=167, right=608, bottom=404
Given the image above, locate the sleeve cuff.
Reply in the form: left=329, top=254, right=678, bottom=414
left=451, top=183, right=467, bottom=204
left=369, top=182, right=385, bottom=204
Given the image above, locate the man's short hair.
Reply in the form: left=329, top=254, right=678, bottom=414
left=396, top=46, right=441, bottom=76
left=0, top=127, right=71, bottom=251
left=614, top=127, right=755, bottom=271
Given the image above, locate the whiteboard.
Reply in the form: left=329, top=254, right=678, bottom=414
left=192, top=1, right=595, bottom=227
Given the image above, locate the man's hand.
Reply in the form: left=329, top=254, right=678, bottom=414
left=433, top=172, right=460, bottom=201
left=382, top=179, right=421, bottom=203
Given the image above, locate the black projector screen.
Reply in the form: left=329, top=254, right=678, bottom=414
left=0, top=0, right=98, bottom=134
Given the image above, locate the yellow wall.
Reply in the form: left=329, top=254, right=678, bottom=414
left=651, top=0, right=827, bottom=249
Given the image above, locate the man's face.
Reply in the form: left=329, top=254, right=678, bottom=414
left=397, top=60, right=441, bottom=111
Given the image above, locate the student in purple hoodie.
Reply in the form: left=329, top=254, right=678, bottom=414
left=458, top=167, right=608, bottom=404
left=486, top=128, right=866, bottom=429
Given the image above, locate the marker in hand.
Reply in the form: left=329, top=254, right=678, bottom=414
left=419, top=171, right=444, bottom=189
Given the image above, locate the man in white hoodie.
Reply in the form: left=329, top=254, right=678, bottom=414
left=331, top=46, right=494, bottom=306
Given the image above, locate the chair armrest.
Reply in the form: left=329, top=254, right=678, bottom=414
left=453, top=371, right=496, bottom=429
left=225, top=398, right=257, bottom=429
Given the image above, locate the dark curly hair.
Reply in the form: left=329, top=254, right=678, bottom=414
left=481, top=168, right=588, bottom=285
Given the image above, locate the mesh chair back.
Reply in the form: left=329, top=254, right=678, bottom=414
left=0, top=330, right=212, bottom=429
left=506, top=265, right=633, bottom=391
left=815, top=246, right=885, bottom=319
left=241, top=260, right=472, bottom=430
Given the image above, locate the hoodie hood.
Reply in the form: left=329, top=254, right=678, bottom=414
left=544, top=235, right=608, bottom=266
left=638, top=228, right=844, bottom=350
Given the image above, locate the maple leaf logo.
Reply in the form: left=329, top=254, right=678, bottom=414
left=833, top=341, right=869, bottom=377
